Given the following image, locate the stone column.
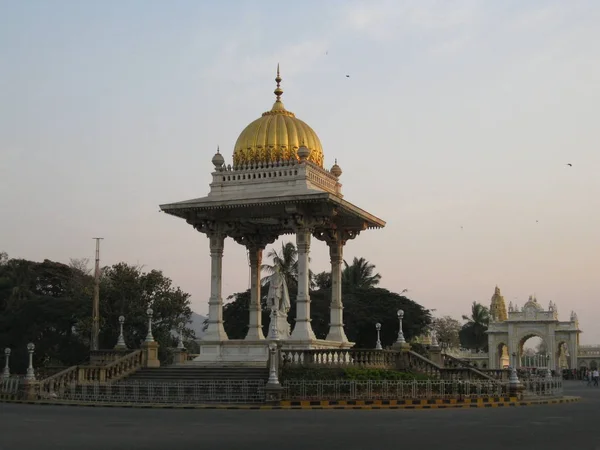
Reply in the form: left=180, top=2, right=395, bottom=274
left=326, top=237, right=348, bottom=343
left=290, top=228, right=316, bottom=341
left=245, top=246, right=265, bottom=340
left=204, top=233, right=228, bottom=341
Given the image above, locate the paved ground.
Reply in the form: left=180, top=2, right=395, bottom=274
left=0, top=381, right=597, bottom=450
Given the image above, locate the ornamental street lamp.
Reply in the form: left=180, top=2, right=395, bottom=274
left=2, top=348, right=10, bottom=379
left=145, top=308, right=154, bottom=342
left=396, top=309, right=406, bottom=344
left=115, top=315, right=127, bottom=349
left=25, top=343, right=35, bottom=381
left=375, top=323, right=382, bottom=350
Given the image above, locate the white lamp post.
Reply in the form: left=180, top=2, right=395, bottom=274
left=2, top=348, right=10, bottom=379
left=375, top=323, right=382, bottom=350
left=25, top=343, right=35, bottom=381
left=145, top=308, right=154, bottom=342
left=115, top=315, right=127, bottom=349
left=396, top=309, right=406, bottom=344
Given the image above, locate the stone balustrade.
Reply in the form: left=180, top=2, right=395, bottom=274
left=212, top=159, right=342, bottom=197
left=278, top=348, right=500, bottom=383
left=404, top=351, right=442, bottom=379
left=38, top=365, right=80, bottom=395
left=281, top=349, right=398, bottom=369
left=38, top=349, right=144, bottom=397
left=102, top=349, right=144, bottom=382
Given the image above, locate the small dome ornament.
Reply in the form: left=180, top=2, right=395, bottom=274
left=297, top=144, right=310, bottom=162
left=330, top=159, right=342, bottom=177
left=212, top=146, right=225, bottom=170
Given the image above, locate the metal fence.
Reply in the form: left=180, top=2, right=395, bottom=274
left=521, top=377, right=563, bottom=397
left=48, top=380, right=266, bottom=404
left=282, top=380, right=510, bottom=401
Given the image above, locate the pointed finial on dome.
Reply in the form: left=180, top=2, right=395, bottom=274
left=274, top=63, right=283, bottom=102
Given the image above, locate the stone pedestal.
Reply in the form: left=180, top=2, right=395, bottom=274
left=142, top=341, right=160, bottom=368
left=21, top=379, right=38, bottom=401
left=265, top=383, right=284, bottom=404
left=392, top=342, right=411, bottom=352
left=173, top=348, right=188, bottom=365
left=428, top=346, right=442, bottom=366
left=268, top=311, right=291, bottom=340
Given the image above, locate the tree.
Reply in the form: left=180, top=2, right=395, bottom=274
left=432, top=316, right=461, bottom=348
left=69, top=258, right=91, bottom=276
left=313, top=271, right=331, bottom=290
left=223, top=286, right=431, bottom=349
left=342, top=257, right=381, bottom=289
left=459, top=302, right=490, bottom=352
left=0, top=256, right=194, bottom=373
left=261, top=242, right=298, bottom=289
left=462, top=302, right=490, bottom=326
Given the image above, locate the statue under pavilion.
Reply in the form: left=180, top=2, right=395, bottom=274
left=160, top=67, right=385, bottom=363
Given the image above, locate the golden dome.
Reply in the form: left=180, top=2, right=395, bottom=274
left=233, top=66, right=324, bottom=168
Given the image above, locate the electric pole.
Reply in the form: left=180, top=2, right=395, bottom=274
left=91, top=237, right=104, bottom=351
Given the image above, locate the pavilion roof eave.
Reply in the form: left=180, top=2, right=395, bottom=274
left=159, top=192, right=386, bottom=229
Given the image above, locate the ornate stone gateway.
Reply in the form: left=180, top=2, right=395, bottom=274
left=160, top=68, right=385, bottom=363
left=486, top=288, right=580, bottom=370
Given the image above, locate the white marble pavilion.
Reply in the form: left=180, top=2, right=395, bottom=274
left=160, top=68, right=385, bottom=363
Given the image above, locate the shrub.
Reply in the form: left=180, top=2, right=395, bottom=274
left=281, top=366, right=429, bottom=381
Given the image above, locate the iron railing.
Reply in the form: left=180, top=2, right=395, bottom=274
left=46, top=380, right=266, bottom=404
left=282, top=379, right=509, bottom=401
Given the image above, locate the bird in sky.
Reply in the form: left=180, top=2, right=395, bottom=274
left=566, top=163, right=572, bottom=167
left=346, top=75, right=350, bottom=78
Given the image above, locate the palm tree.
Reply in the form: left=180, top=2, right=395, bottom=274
left=261, top=242, right=299, bottom=289
left=462, top=302, right=490, bottom=327
left=460, top=302, right=490, bottom=352
left=341, top=257, right=381, bottom=289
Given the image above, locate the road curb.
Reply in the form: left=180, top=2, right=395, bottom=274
left=0, top=396, right=581, bottom=410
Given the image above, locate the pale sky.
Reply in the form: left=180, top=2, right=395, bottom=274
left=1, top=1, right=599, bottom=343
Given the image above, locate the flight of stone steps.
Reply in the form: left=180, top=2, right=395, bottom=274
left=61, top=366, right=271, bottom=404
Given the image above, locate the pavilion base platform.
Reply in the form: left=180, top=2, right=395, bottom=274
left=187, top=339, right=354, bottom=364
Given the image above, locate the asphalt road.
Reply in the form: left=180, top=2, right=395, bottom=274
left=0, top=381, right=598, bottom=450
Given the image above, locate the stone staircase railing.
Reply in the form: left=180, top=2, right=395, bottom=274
left=38, top=349, right=144, bottom=397
left=403, top=351, right=443, bottom=379
left=278, top=348, right=497, bottom=382
left=441, top=353, right=507, bottom=382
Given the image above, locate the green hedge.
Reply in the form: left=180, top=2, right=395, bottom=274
left=281, top=366, right=430, bottom=381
